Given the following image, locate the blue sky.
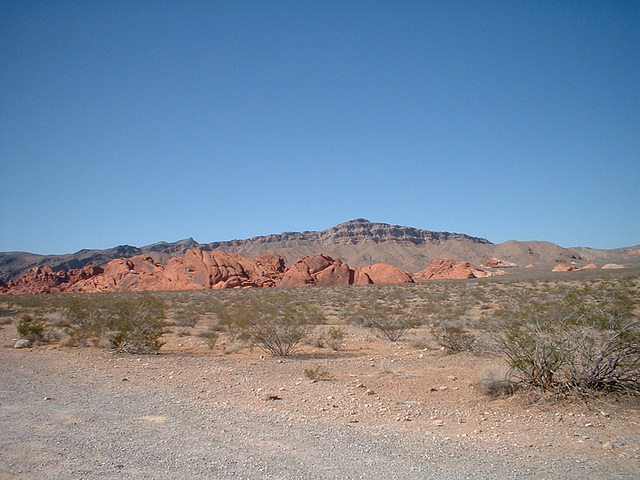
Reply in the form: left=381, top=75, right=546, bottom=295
left=1, top=1, right=638, bottom=254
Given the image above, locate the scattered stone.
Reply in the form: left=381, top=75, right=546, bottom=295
left=14, top=339, right=32, bottom=349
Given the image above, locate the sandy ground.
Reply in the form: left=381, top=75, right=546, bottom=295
left=1, top=321, right=639, bottom=479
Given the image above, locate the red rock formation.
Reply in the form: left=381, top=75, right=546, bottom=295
left=414, top=258, right=496, bottom=281
left=577, top=263, right=598, bottom=271
left=1, top=250, right=508, bottom=294
left=525, top=264, right=536, bottom=269
left=6, top=265, right=105, bottom=294
left=359, top=263, right=413, bottom=285
left=279, top=254, right=354, bottom=287
left=164, top=250, right=285, bottom=289
left=482, top=258, right=518, bottom=268
left=70, top=256, right=166, bottom=292
left=552, top=264, right=574, bottom=272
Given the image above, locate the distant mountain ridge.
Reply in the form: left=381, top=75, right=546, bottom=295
left=0, top=219, right=638, bottom=282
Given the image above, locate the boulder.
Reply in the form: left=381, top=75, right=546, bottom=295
left=359, top=263, right=414, bottom=284
left=577, top=263, right=598, bottom=271
left=552, top=264, right=574, bottom=272
left=14, top=339, right=33, bottom=349
left=279, top=254, right=354, bottom=287
left=414, top=258, right=495, bottom=281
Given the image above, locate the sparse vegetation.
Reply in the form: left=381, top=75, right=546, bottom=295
left=214, top=291, right=325, bottom=356
left=431, top=320, right=477, bottom=354
left=304, top=364, right=335, bottom=381
left=491, top=278, right=640, bottom=396
left=314, top=326, right=347, bottom=351
left=351, top=300, right=415, bottom=342
left=2, top=269, right=638, bottom=400
left=16, top=314, right=46, bottom=343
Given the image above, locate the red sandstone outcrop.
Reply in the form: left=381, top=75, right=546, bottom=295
left=552, top=263, right=598, bottom=273
left=414, top=258, right=498, bottom=281
left=278, top=254, right=355, bottom=287
left=482, top=258, right=518, bottom=268
left=552, top=264, right=575, bottom=272
left=579, top=263, right=598, bottom=270
left=359, top=263, right=414, bottom=285
left=164, top=250, right=285, bottom=289
left=1, top=250, right=511, bottom=294
left=70, top=256, right=167, bottom=292
left=6, top=265, right=105, bottom=294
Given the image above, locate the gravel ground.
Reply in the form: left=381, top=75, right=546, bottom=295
left=1, top=342, right=637, bottom=480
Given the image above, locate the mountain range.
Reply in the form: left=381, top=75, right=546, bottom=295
left=1, top=218, right=638, bottom=283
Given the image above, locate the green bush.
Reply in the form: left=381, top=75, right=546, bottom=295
left=16, top=314, right=46, bottom=343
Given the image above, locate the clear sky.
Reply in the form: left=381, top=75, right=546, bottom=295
left=1, top=1, right=638, bottom=254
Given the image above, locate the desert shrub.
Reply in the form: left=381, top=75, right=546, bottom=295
left=106, top=293, right=167, bottom=354
left=477, top=367, right=518, bottom=398
left=431, top=320, right=476, bottom=354
left=563, top=320, right=640, bottom=395
left=216, top=291, right=324, bottom=356
left=170, top=307, right=200, bottom=328
left=315, top=326, right=347, bottom=351
left=0, top=308, right=16, bottom=326
left=63, top=296, right=109, bottom=346
left=198, top=328, right=220, bottom=349
left=351, top=301, right=414, bottom=342
left=492, top=278, right=640, bottom=396
left=304, top=365, right=335, bottom=381
left=16, top=314, right=46, bottom=343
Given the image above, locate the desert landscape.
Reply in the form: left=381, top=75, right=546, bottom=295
left=1, top=250, right=639, bottom=478
left=3, top=1, right=638, bottom=477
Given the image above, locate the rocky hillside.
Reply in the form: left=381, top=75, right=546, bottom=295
left=1, top=219, right=638, bottom=283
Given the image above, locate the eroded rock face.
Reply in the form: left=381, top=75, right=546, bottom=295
left=1, top=250, right=508, bottom=294
left=164, top=250, right=286, bottom=289
left=278, top=254, right=354, bottom=287
left=70, top=256, right=166, bottom=292
left=6, top=265, right=105, bottom=294
left=359, top=263, right=414, bottom=285
left=414, top=258, right=495, bottom=280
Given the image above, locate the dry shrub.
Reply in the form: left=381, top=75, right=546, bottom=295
left=492, top=278, right=640, bottom=396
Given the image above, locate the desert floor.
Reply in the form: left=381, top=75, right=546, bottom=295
left=1, top=312, right=639, bottom=479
